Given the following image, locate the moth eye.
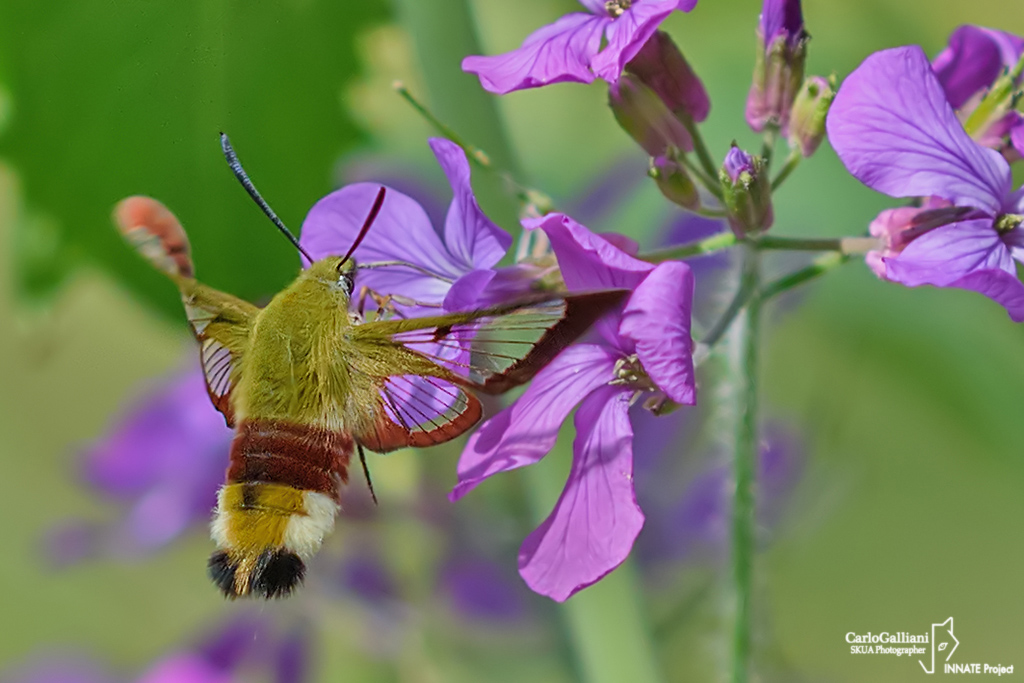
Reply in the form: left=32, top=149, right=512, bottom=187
left=338, top=272, right=354, bottom=296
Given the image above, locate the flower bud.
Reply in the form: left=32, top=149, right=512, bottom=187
left=720, top=146, right=773, bottom=236
left=746, top=0, right=809, bottom=134
left=609, top=74, right=692, bottom=156
left=650, top=153, right=699, bottom=210
left=625, top=31, right=710, bottom=123
left=787, top=75, right=834, bottom=157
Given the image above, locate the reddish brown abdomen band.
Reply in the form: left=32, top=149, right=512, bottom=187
left=227, top=419, right=352, bottom=502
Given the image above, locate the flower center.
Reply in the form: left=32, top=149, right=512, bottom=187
left=605, top=0, right=632, bottom=18
left=610, top=354, right=657, bottom=392
left=995, top=213, right=1024, bottom=234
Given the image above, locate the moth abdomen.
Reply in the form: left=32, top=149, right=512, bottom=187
left=209, top=419, right=350, bottom=598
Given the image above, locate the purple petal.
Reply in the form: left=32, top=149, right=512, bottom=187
left=884, top=218, right=1013, bottom=286
left=443, top=265, right=541, bottom=311
left=462, top=13, right=606, bottom=95
left=589, top=0, right=679, bottom=84
left=932, top=26, right=1024, bottom=109
left=760, top=0, right=804, bottom=45
left=946, top=269, right=1024, bottom=322
left=1012, top=123, right=1024, bottom=158
left=451, top=344, right=618, bottom=500
left=300, top=183, right=456, bottom=305
left=518, top=386, right=643, bottom=602
left=430, top=138, right=512, bottom=270
left=523, top=213, right=653, bottom=291
left=619, top=262, right=696, bottom=405
left=827, top=46, right=1012, bottom=212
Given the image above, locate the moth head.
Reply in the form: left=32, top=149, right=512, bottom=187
left=303, top=256, right=357, bottom=299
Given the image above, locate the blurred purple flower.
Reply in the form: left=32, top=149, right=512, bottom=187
left=932, top=26, right=1024, bottom=158
left=48, top=365, right=231, bottom=562
left=638, top=423, right=803, bottom=563
left=462, top=0, right=700, bottom=95
left=827, top=46, right=1024, bottom=321
left=451, top=214, right=696, bottom=602
left=2, top=616, right=309, bottom=683
left=440, top=557, right=527, bottom=623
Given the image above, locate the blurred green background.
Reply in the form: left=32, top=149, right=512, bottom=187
left=2, top=0, right=1024, bottom=681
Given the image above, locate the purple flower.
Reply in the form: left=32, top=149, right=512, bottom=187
left=933, top=26, right=1023, bottom=110
left=932, top=25, right=1024, bottom=159
left=50, top=365, right=232, bottom=561
left=746, top=0, right=808, bottom=133
left=827, top=46, right=1024, bottom=321
left=300, top=138, right=518, bottom=314
left=450, top=214, right=696, bottom=602
left=462, top=0, right=700, bottom=95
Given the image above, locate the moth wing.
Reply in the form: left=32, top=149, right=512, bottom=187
left=181, top=283, right=258, bottom=427
left=114, top=196, right=258, bottom=427
left=348, top=289, right=627, bottom=452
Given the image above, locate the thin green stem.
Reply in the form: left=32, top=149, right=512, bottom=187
left=770, top=149, right=801, bottom=191
left=759, top=252, right=850, bottom=301
left=678, top=151, right=723, bottom=200
left=964, top=51, right=1024, bottom=137
left=727, top=244, right=761, bottom=683
left=760, top=126, right=778, bottom=168
left=700, top=266, right=758, bottom=351
left=393, top=81, right=549, bottom=212
left=755, top=235, right=880, bottom=253
left=682, top=116, right=719, bottom=180
left=642, top=230, right=738, bottom=263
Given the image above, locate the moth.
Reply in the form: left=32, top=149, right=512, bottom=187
left=113, top=136, right=626, bottom=599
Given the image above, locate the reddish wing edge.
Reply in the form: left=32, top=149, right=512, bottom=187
left=114, top=196, right=257, bottom=427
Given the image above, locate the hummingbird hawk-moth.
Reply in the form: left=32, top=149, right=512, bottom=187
left=112, top=137, right=626, bottom=599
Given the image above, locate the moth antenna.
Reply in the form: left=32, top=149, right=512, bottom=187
left=357, top=260, right=454, bottom=283
left=220, top=132, right=315, bottom=265
left=339, top=186, right=386, bottom=267
left=357, top=444, right=378, bottom=506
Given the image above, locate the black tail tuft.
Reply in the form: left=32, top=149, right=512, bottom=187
left=250, top=549, right=306, bottom=599
left=208, top=550, right=239, bottom=598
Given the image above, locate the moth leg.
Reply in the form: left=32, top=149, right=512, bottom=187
left=357, top=444, right=378, bottom=506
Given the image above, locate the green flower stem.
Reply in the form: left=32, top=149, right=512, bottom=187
left=770, top=149, right=802, bottom=191
left=964, top=51, right=1024, bottom=137
left=524, top=463, right=663, bottom=683
left=754, top=235, right=880, bottom=253
left=759, top=251, right=850, bottom=302
left=760, top=126, right=778, bottom=167
left=678, top=150, right=724, bottom=200
left=726, top=244, right=761, bottom=683
left=395, top=3, right=661, bottom=682
left=643, top=231, right=738, bottom=262
left=682, top=116, right=719, bottom=180
left=393, top=81, right=553, bottom=213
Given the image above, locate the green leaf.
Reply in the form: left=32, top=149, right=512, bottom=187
left=0, top=0, right=388, bottom=317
